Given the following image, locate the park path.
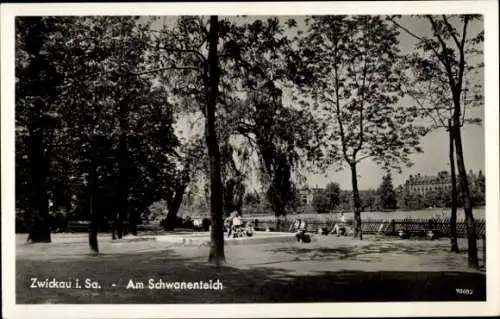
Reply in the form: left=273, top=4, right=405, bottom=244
left=175, top=236, right=485, bottom=275
left=17, top=234, right=485, bottom=274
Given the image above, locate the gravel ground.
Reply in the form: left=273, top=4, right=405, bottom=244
left=15, top=234, right=486, bottom=303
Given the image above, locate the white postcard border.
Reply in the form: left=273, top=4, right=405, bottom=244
left=2, top=1, right=499, bottom=318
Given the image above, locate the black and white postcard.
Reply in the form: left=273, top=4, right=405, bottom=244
left=1, top=1, right=499, bottom=318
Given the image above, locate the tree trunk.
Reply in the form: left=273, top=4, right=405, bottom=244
left=113, top=100, right=130, bottom=240
left=24, top=21, right=51, bottom=243
left=223, top=178, right=244, bottom=217
left=206, top=16, right=225, bottom=266
left=448, top=122, right=459, bottom=253
left=453, top=111, right=478, bottom=268
left=88, top=139, right=99, bottom=254
left=128, top=210, right=137, bottom=236
left=26, top=118, right=52, bottom=243
left=164, top=185, right=187, bottom=231
left=350, top=163, right=363, bottom=240
left=275, top=206, right=284, bottom=231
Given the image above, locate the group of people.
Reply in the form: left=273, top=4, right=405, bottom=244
left=331, top=213, right=347, bottom=236
left=290, top=219, right=307, bottom=233
left=292, top=213, right=349, bottom=238
left=223, top=211, right=350, bottom=239
left=224, top=210, right=254, bottom=238
left=290, top=219, right=310, bottom=242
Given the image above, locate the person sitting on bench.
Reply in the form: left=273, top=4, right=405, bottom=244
left=290, top=219, right=301, bottom=233
left=226, top=210, right=239, bottom=238
left=245, top=220, right=255, bottom=237
left=230, top=212, right=244, bottom=237
left=295, top=219, right=308, bottom=241
left=332, top=213, right=347, bottom=237
left=299, top=219, right=307, bottom=233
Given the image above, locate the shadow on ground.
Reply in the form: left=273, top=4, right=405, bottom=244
left=272, top=242, right=452, bottom=259
left=272, top=240, right=485, bottom=264
left=17, top=247, right=486, bottom=304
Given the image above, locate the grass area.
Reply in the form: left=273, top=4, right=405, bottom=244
left=16, top=235, right=486, bottom=303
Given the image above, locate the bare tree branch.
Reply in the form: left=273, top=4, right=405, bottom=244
left=330, top=44, right=350, bottom=164
left=457, top=16, right=470, bottom=92
left=354, top=154, right=373, bottom=164
left=406, top=89, right=448, bottom=129
left=427, top=16, right=458, bottom=92
left=387, top=16, right=424, bottom=41
left=441, top=15, right=470, bottom=99
left=442, top=15, right=463, bottom=50
left=354, top=43, right=370, bottom=157
left=130, top=65, right=199, bottom=76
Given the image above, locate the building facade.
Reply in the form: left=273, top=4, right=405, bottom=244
left=403, top=171, right=452, bottom=196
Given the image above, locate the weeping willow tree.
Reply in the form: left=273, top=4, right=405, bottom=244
left=219, top=81, right=324, bottom=229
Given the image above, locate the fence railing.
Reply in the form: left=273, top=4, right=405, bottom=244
left=63, top=216, right=486, bottom=238
left=65, top=221, right=163, bottom=233
left=253, top=216, right=486, bottom=238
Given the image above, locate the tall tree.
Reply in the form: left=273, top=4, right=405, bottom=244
left=390, top=15, right=483, bottom=267
left=146, top=16, right=323, bottom=262
left=63, top=17, right=162, bottom=249
left=397, top=15, right=483, bottom=252
left=448, top=119, right=460, bottom=251
left=324, top=182, right=342, bottom=209
left=235, top=84, right=321, bottom=224
left=378, top=173, right=397, bottom=209
left=204, top=16, right=225, bottom=265
left=127, top=86, right=181, bottom=233
left=470, top=170, right=485, bottom=206
left=296, top=16, right=425, bottom=239
left=312, top=182, right=341, bottom=214
left=144, top=16, right=228, bottom=264
left=222, top=172, right=245, bottom=216
left=148, top=16, right=319, bottom=261
left=218, top=18, right=323, bottom=222
left=163, top=165, right=191, bottom=231
left=400, top=32, right=482, bottom=253
left=18, top=16, right=180, bottom=251
left=15, top=17, right=76, bottom=242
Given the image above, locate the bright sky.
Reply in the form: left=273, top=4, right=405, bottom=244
left=146, top=15, right=485, bottom=191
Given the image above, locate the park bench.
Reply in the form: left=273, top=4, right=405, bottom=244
left=397, top=228, right=441, bottom=240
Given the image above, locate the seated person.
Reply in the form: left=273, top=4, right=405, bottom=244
left=193, top=218, right=203, bottom=230
left=245, top=221, right=254, bottom=237
left=332, top=223, right=346, bottom=237
left=299, top=219, right=307, bottom=233
left=339, top=212, right=346, bottom=224
left=295, top=219, right=308, bottom=242
left=332, top=213, right=347, bottom=237
left=225, top=210, right=238, bottom=236
left=232, top=215, right=243, bottom=228
left=290, top=219, right=301, bottom=233
left=224, top=218, right=231, bottom=232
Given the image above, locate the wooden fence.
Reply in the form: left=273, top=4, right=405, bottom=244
left=65, top=216, right=486, bottom=238
left=253, top=216, right=486, bottom=238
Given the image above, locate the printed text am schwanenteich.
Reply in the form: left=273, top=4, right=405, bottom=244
left=126, top=279, right=224, bottom=290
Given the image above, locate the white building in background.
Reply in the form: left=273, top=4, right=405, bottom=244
left=403, top=171, right=452, bottom=196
